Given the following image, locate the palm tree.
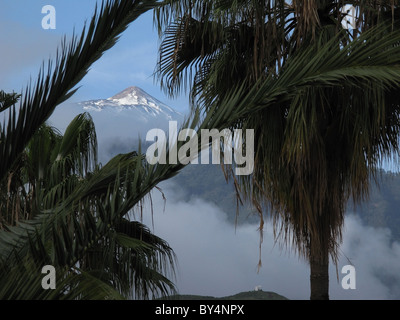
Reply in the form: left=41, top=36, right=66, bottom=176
left=0, top=110, right=177, bottom=299
left=154, top=0, right=400, bottom=299
left=0, top=0, right=182, bottom=299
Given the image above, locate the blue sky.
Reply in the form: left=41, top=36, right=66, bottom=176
left=0, top=0, right=189, bottom=113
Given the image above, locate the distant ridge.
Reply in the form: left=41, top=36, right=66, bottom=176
left=79, top=86, right=183, bottom=120
left=158, top=290, right=289, bottom=300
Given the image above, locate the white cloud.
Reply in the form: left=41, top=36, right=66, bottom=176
left=331, top=215, right=400, bottom=299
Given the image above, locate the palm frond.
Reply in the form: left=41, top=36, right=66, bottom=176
left=0, top=91, right=21, bottom=113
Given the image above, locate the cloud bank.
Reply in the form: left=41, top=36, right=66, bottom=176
left=139, top=180, right=400, bottom=300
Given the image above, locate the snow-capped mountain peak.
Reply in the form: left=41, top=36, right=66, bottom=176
left=79, top=86, right=183, bottom=121
left=108, top=86, right=161, bottom=108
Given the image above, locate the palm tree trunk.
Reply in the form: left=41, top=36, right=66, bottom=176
left=309, top=248, right=329, bottom=300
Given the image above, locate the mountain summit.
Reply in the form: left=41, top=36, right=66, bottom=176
left=80, top=86, right=183, bottom=121
left=109, top=86, right=163, bottom=107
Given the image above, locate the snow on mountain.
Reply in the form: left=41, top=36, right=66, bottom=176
left=80, top=86, right=183, bottom=123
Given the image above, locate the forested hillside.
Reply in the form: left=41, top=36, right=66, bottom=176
left=171, top=165, right=400, bottom=241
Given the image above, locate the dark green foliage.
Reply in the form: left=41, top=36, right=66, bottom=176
left=0, top=91, right=21, bottom=113
left=0, top=112, right=178, bottom=299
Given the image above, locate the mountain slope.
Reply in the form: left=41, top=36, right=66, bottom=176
left=80, top=86, right=183, bottom=122
left=160, top=290, right=289, bottom=300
